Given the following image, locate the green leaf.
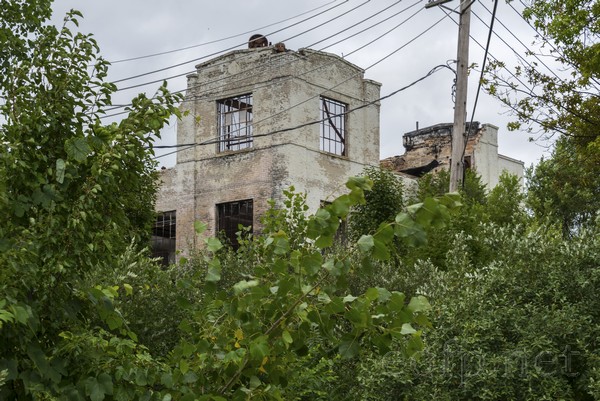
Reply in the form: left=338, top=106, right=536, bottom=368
left=301, top=251, right=322, bottom=276
left=323, top=258, right=343, bottom=276
left=400, top=323, right=417, bottom=335
left=56, top=158, right=66, bottom=183
left=161, top=372, right=173, bottom=388
left=357, top=235, right=374, bottom=253
left=346, top=176, right=373, bottom=192
left=123, top=283, right=133, bottom=296
left=272, top=233, right=290, bottom=255
left=407, top=295, right=431, bottom=313
left=282, top=330, right=293, bottom=345
left=85, top=376, right=107, bottom=401
left=194, top=221, right=207, bottom=235
left=249, top=337, right=269, bottom=362
left=97, top=373, right=113, bottom=396
left=343, top=294, right=358, bottom=303
left=249, top=375, right=261, bottom=390
left=365, top=287, right=379, bottom=301
left=11, top=305, right=30, bottom=325
left=388, top=292, right=406, bottom=311
left=180, top=360, right=189, bottom=375
left=372, top=238, right=390, bottom=260
left=233, top=279, right=259, bottom=295
left=65, top=137, right=91, bottom=162
left=339, top=335, right=360, bottom=359
left=376, top=287, right=392, bottom=303
left=205, top=237, right=223, bottom=252
left=206, top=258, right=221, bottom=282
left=330, top=194, right=351, bottom=217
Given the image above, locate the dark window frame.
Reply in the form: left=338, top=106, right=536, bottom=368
left=217, top=199, right=254, bottom=249
left=217, top=94, right=253, bottom=152
left=320, top=96, right=347, bottom=156
left=151, top=210, right=176, bottom=267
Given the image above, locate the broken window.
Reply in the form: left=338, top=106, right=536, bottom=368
left=217, top=94, right=253, bottom=152
left=320, top=97, right=346, bottom=156
left=217, top=199, right=253, bottom=249
left=151, top=210, right=176, bottom=267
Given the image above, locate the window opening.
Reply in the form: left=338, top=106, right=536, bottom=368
left=217, top=199, right=253, bottom=249
left=320, top=97, right=346, bottom=156
left=151, top=211, right=176, bottom=267
left=218, top=94, right=253, bottom=152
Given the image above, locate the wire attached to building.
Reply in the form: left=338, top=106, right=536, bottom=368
left=99, top=0, right=426, bottom=119
left=102, top=0, right=383, bottom=97
left=152, top=3, right=450, bottom=149
left=108, top=0, right=370, bottom=87
left=151, top=64, right=453, bottom=158
left=108, top=0, right=345, bottom=64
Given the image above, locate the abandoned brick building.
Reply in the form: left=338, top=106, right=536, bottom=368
left=381, top=122, right=524, bottom=188
left=151, top=40, right=381, bottom=264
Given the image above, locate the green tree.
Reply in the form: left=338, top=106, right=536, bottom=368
left=360, top=221, right=600, bottom=400
left=0, top=2, right=182, bottom=399
left=348, top=166, right=405, bottom=241
left=527, top=137, right=599, bottom=236
left=486, top=0, right=599, bottom=234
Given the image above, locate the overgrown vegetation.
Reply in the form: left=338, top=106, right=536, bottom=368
left=1, top=1, right=599, bottom=400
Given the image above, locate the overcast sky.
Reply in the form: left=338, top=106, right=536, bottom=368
left=50, top=0, right=560, bottom=169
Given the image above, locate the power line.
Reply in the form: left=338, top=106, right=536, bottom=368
left=303, top=0, right=407, bottom=49
left=149, top=6, right=458, bottom=158
left=470, top=7, right=600, bottom=130
left=99, top=0, right=426, bottom=119
left=108, top=0, right=344, bottom=64
left=108, top=0, right=370, bottom=86
left=510, top=0, right=600, bottom=89
left=152, top=64, right=452, bottom=158
left=105, top=0, right=378, bottom=95
left=461, top=0, right=498, bottom=165
left=477, top=1, right=562, bottom=82
left=438, top=5, right=556, bottom=118
left=152, top=2, right=448, bottom=149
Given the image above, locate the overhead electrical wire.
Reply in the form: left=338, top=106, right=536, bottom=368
left=144, top=0, right=447, bottom=151
left=461, top=0, right=498, bottom=168
left=438, top=4, right=560, bottom=127
left=163, top=2, right=435, bottom=146
left=478, top=1, right=562, bottom=82
left=107, top=0, right=376, bottom=94
left=109, top=0, right=370, bottom=86
left=150, top=6, right=458, bottom=158
left=99, top=0, right=425, bottom=119
left=470, top=7, right=599, bottom=131
left=153, top=64, right=453, bottom=159
left=109, top=0, right=344, bottom=64
left=510, top=0, right=600, bottom=89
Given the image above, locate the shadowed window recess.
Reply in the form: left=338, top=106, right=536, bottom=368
left=320, top=96, right=347, bottom=156
left=151, top=210, right=176, bottom=267
left=217, top=199, right=253, bottom=249
left=217, top=94, right=253, bottom=152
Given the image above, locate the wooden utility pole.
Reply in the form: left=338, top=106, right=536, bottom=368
left=425, top=0, right=473, bottom=192
left=449, top=0, right=472, bottom=192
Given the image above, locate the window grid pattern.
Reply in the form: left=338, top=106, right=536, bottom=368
left=320, top=97, right=346, bottom=156
left=217, top=94, right=253, bottom=152
left=151, top=211, right=176, bottom=267
left=217, top=199, right=253, bottom=249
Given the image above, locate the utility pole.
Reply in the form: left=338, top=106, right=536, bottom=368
left=426, top=0, right=473, bottom=192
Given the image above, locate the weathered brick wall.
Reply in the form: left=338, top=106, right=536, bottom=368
left=156, top=46, right=381, bottom=255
